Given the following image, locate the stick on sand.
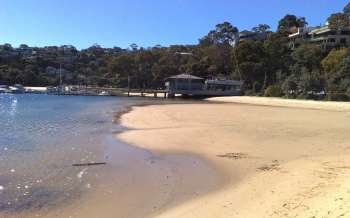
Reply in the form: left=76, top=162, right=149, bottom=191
left=72, top=162, right=107, bottom=167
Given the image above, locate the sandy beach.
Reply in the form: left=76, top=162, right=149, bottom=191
left=117, top=96, right=350, bottom=218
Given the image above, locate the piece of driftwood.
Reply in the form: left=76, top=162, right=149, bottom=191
left=72, top=162, right=107, bottom=167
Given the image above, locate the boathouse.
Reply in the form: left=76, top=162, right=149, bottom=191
left=165, top=74, right=204, bottom=95
left=165, top=74, right=243, bottom=97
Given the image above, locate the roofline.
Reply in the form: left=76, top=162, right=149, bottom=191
left=166, top=74, right=205, bottom=80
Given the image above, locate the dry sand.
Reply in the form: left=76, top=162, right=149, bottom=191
left=117, top=96, right=350, bottom=218
left=209, top=96, right=350, bottom=112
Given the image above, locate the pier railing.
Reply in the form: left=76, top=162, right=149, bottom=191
left=50, top=86, right=168, bottom=98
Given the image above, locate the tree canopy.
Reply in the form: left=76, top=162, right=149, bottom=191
left=278, top=15, right=307, bottom=31
left=327, top=13, right=350, bottom=30
left=252, top=24, right=271, bottom=33
left=199, top=22, right=239, bottom=46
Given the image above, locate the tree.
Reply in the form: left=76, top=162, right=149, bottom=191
left=252, top=24, right=271, bottom=33
left=297, top=69, right=324, bottom=99
left=297, top=17, right=308, bottom=28
left=232, top=40, right=267, bottom=89
left=327, top=13, right=349, bottom=31
left=264, top=85, right=282, bottom=97
left=130, top=43, right=139, bottom=51
left=322, top=48, right=348, bottom=76
left=107, top=54, right=136, bottom=87
left=291, top=43, right=324, bottom=71
left=135, top=50, right=158, bottom=88
left=278, top=15, right=307, bottom=31
left=325, top=55, right=350, bottom=100
left=199, top=22, right=239, bottom=46
left=19, top=44, right=29, bottom=49
left=2, top=43, right=13, bottom=52
left=199, top=44, right=233, bottom=77
left=263, top=31, right=292, bottom=85
left=282, top=74, right=298, bottom=98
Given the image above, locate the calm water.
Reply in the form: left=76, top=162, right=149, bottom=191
left=0, top=94, right=138, bottom=214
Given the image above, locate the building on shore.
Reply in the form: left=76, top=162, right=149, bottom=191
left=309, top=26, right=350, bottom=50
left=165, top=74, right=204, bottom=93
left=239, top=30, right=268, bottom=43
left=289, top=24, right=350, bottom=50
left=288, top=27, right=316, bottom=49
left=165, top=74, right=243, bottom=97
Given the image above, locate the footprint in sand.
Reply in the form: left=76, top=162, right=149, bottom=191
left=217, top=153, right=248, bottom=160
left=257, top=160, right=280, bottom=172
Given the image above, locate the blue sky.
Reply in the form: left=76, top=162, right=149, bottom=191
left=0, top=0, right=348, bottom=49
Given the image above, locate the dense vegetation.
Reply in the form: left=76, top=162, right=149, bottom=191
left=1, top=2, right=350, bottom=100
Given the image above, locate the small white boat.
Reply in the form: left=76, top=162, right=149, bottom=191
left=0, top=85, right=10, bottom=93
left=0, top=88, right=8, bottom=93
left=98, top=91, right=109, bottom=96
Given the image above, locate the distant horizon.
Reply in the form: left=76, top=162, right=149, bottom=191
left=1, top=0, right=349, bottom=49
left=1, top=42, right=198, bottom=51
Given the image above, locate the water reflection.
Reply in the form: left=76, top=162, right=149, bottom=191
left=0, top=94, right=18, bottom=116
left=9, top=96, right=18, bottom=116
left=0, top=94, right=130, bottom=215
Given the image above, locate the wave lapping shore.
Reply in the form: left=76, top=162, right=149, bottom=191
left=117, top=96, right=350, bottom=218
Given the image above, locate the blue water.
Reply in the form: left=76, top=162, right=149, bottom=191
left=1, top=94, right=113, bottom=150
left=0, top=94, right=136, bottom=213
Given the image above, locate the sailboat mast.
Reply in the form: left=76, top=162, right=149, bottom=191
left=59, top=64, right=62, bottom=86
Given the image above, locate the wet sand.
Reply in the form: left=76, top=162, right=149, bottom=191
left=117, top=97, right=350, bottom=218
left=1, top=119, right=220, bottom=218
left=38, top=140, right=220, bottom=218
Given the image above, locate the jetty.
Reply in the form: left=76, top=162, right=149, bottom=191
left=47, top=85, right=168, bottom=98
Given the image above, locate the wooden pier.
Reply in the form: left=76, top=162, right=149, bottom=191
left=126, top=89, right=168, bottom=98
left=49, top=86, right=168, bottom=98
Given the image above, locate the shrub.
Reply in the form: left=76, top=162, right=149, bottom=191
left=326, top=93, right=349, bottom=101
left=244, top=89, right=255, bottom=96
left=264, top=85, right=283, bottom=97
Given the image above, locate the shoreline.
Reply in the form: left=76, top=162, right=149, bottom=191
left=113, top=101, right=226, bottom=218
left=117, top=97, right=350, bottom=217
left=208, top=96, right=350, bottom=112
left=21, top=98, right=220, bottom=218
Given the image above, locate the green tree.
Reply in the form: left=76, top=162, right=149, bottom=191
left=327, top=13, right=349, bottom=31
left=291, top=43, right=324, bottom=71
left=199, top=22, right=239, bottom=46
left=326, top=55, right=350, bottom=96
left=278, top=15, right=307, bottom=31
left=321, top=48, right=348, bottom=76
left=232, top=41, right=267, bottom=90
left=264, top=85, right=282, bottom=97
left=252, top=24, right=271, bottom=33
left=282, top=74, right=298, bottom=98
left=107, top=54, right=136, bottom=87
left=19, top=44, right=29, bottom=49
left=263, top=31, right=292, bottom=86
left=297, top=69, right=324, bottom=99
